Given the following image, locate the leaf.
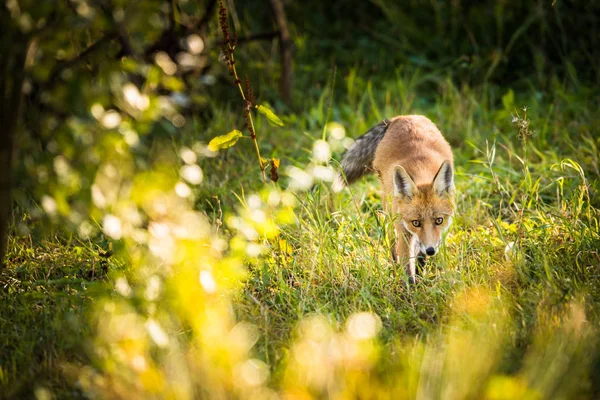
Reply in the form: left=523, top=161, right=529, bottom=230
left=208, top=130, right=243, bottom=151
left=162, top=76, right=185, bottom=91
left=147, top=66, right=162, bottom=85
left=171, top=0, right=181, bottom=24
left=502, top=89, right=514, bottom=110
left=121, top=57, right=139, bottom=73
left=256, top=104, right=284, bottom=127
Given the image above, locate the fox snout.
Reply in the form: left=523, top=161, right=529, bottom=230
left=418, top=239, right=440, bottom=257
left=424, top=246, right=436, bottom=256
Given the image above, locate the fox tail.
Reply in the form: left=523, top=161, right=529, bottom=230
left=332, top=119, right=389, bottom=192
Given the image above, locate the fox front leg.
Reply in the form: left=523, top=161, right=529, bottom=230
left=395, top=226, right=416, bottom=284
left=410, top=235, right=425, bottom=282
left=406, top=235, right=421, bottom=284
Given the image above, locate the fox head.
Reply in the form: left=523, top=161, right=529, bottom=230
left=393, top=160, right=455, bottom=256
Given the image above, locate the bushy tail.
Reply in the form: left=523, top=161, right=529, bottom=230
left=332, top=119, right=390, bottom=192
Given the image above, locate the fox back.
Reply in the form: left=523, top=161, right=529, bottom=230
left=373, top=115, right=453, bottom=198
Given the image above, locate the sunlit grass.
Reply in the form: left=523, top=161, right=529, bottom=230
left=2, top=68, right=600, bottom=398
left=233, top=73, right=600, bottom=397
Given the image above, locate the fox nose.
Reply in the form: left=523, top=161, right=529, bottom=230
left=425, top=247, right=436, bottom=256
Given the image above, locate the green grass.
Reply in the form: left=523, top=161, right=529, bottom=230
left=2, top=64, right=600, bottom=398
left=0, top=230, right=120, bottom=398
left=232, top=73, right=600, bottom=396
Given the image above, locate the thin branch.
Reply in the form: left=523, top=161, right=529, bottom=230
left=46, top=33, right=118, bottom=88
left=114, top=26, right=135, bottom=58
left=99, top=2, right=136, bottom=58
left=197, top=0, right=218, bottom=31
left=217, top=31, right=280, bottom=46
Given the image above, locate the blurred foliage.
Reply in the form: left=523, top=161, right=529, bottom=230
left=278, top=0, right=600, bottom=87
left=1, top=0, right=600, bottom=398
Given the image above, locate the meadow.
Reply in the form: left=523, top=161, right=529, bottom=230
left=1, top=0, right=599, bottom=398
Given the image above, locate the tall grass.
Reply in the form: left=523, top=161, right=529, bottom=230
left=233, top=71, right=600, bottom=397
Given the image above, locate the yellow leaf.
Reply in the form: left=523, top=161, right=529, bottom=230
left=256, top=104, right=284, bottom=127
left=208, top=130, right=243, bottom=151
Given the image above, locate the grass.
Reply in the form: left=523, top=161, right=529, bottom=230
left=0, top=232, right=115, bottom=398
left=232, top=71, right=600, bottom=396
left=2, top=49, right=600, bottom=398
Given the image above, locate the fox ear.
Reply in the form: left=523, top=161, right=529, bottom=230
left=432, top=160, right=454, bottom=196
left=394, top=165, right=417, bottom=198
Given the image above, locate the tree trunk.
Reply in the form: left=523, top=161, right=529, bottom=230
left=0, top=14, right=28, bottom=267
left=269, top=0, right=293, bottom=106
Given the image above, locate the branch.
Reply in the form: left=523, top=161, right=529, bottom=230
left=46, top=32, right=118, bottom=88
left=217, top=31, right=281, bottom=46
left=113, top=25, right=135, bottom=58
left=99, top=2, right=136, bottom=59
left=196, top=0, right=218, bottom=31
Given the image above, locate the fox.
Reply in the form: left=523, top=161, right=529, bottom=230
left=333, top=115, right=455, bottom=284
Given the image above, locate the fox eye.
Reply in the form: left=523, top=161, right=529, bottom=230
left=435, top=217, right=444, bottom=225
left=411, top=220, right=421, bottom=227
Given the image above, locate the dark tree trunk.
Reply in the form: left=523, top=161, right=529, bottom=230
left=269, top=0, right=293, bottom=106
left=0, top=14, right=28, bottom=267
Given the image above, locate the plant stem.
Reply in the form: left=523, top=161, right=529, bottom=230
left=228, top=49, right=266, bottom=185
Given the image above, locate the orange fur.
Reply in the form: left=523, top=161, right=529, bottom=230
left=373, top=115, right=455, bottom=283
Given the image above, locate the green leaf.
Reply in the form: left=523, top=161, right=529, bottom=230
left=208, top=130, right=243, bottom=151
left=256, top=104, right=284, bottom=127
left=121, top=57, right=139, bottom=73
left=162, top=76, right=185, bottom=92
left=502, top=89, right=514, bottom=110
left=147, top=66, right=162, bottom=85
left=172, top=0, right=181, bottom=24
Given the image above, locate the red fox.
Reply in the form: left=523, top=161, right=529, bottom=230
left=334, top=115, right=454, bottom=284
